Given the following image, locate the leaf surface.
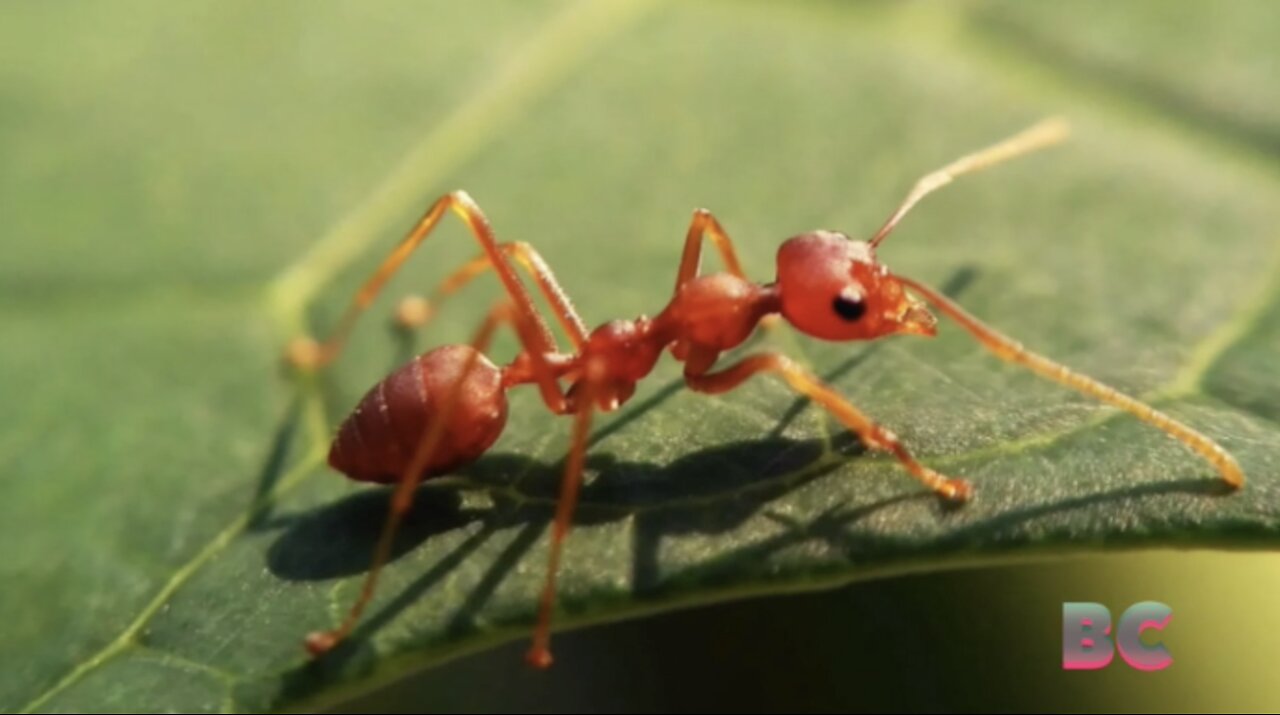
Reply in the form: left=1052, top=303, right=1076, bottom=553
left=3, top=1, right=1278, bottom=712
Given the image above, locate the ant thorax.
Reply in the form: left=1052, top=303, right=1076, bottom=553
left=654, top=272, right=780, bottom=354
left=567, top=272, right=780, bottom=408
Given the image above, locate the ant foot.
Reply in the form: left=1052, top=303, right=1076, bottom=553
left=939, top=478, right=972, bottom=503
left=304, top=630, right=339, bottom=658
left=1219, top=456, right=1245, bottom=491
left=286, top=336, right=324, bottom=371
left=525, top=646, right=554, bottom=670
left=394, top=295, right=434, bottom=330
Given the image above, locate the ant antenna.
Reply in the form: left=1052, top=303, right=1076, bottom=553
left=868, top=117, right=1071, bottom=248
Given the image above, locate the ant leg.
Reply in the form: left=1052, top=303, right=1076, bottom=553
left=525, top=362, right=602, bottom=669
left=396, top=241, right=589, bottom=351
left=868, top=117, right=1070, bottom=248
left=684, top=352, right=971, bottom=501
left=669, top=208, right=780, bottom=341
left=897, top=276, right=1245, bottom=489
left=288, top=191, right=558, bottom=380
left=393, top=252, right=492, bottom=330
left=674, top=208, right=749, bottom=291
left=306, top=303, right=569, bottom=657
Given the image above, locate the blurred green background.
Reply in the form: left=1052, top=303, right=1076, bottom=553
left=3, top=0, right=1278, bottom=712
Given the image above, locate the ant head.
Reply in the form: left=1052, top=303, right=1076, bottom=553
left=775, top=231, right=936, bottom=341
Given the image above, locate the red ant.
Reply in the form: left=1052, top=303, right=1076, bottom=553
left=286, top=117, right=1244, bottom=669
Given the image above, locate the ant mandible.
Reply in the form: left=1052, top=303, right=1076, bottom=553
left=285, top=117, right=1244, bottom=669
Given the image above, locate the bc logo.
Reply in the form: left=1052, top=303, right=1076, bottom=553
left=1062, top=601, right=1173, bottom=671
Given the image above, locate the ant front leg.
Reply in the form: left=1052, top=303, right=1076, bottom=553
left=898, top=276, right=1245, bottom=489
left=684, top=351, right=971, bottom=502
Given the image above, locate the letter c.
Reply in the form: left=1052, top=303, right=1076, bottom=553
left=1117, top=601, right=1173, bottom=671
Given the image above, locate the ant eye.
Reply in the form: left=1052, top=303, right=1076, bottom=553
left=831, top=290, right=866, bottom=321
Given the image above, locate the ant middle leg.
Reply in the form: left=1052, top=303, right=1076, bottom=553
left=684, top=350, right=971, bottom=502
left=525, top=358, right=603, bottom=670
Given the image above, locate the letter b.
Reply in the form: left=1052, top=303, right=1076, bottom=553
left=1062, top=602, right=1114, bottom=670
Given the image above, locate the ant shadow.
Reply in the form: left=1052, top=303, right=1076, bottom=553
left=267, top=430, right=871, bottom=579
left=252, top=263, right=1219, bottom=695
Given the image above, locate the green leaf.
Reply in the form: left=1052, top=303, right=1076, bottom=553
left=5, top=0, right=1278, bottom=712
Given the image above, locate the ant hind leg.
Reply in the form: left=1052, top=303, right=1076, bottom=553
left=393, top=242, right=589, bottom=351
left=287, top=191, right=562, bottom=371
left=306, top=302, right=537, bottom=657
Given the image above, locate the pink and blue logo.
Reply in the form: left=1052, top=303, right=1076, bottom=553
left=1062, top=601, right=1173, bottom=671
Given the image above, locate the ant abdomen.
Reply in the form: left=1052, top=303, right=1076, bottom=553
left=329, top=344, right=509, bottom=484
